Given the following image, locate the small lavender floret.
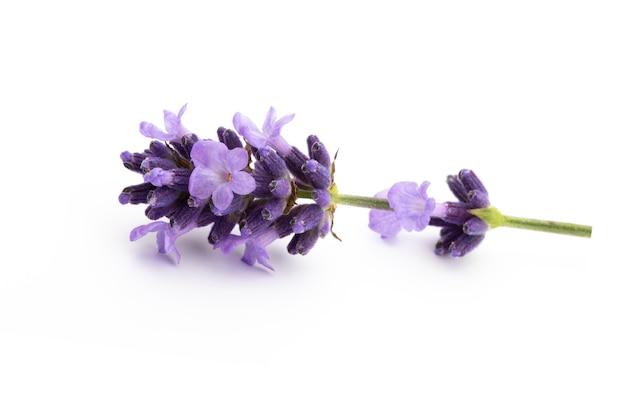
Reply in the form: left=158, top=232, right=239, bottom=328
left=189, top=140, right=255, bottom=211
left=233, top=107, right=295, bottom=156
left=369, top=181, right=434, bottom=237
left=388, top=181, right=435, bottom=232
left=139, top=104, right=190, bottom=143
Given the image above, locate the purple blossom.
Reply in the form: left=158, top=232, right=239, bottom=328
left=188, top=140, right=256, bottom=211
left=139, top=104, right=190, bottom=142
left=130, top=221, right=195, bottom=263
left=388, top=182, right=435, bottom=232
left=233, top=107, right=295, bottom=156
left=369, top=181, right=435, bottom=237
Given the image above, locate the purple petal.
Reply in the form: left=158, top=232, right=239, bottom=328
left=388, top=181, right=435, bottom=232
left=242, top=241, right=274, bottom=271
left=233, top=112, right=267, bottom=148
left=212, top=184, right=234, bottom=211
left=190, top=140, right=226, bottom=168
left=369, top=207, right=401, bottom=238
left=229, top=171, right=256, bottom=195
left=262, top=107, right=277, bottom=133
left=129, top=221, right=184, bottom=263
left=139, top=122, right=175, bottom=141
left=225, top=147, right=250, bottom=171
left=163, top=109, right=180, bottom=134
left=130, top=221, right=168, bottom=241
left=269, top=113, right=295, bottom=137
left=213, top=234, right=247, bottom=255
left=189, top=167, right=219, bottom=199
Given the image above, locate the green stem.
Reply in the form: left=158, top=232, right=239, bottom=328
left=296, top=189, right=392, bottom=210
left=469, top=207, right=592, bottom=238
left=500, top=215, right=592, bottom=237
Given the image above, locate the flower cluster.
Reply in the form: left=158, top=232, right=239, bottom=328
left=120, top=105, right=592, bottom=270
left=369, top=170, right=490, bottom=257
left=119, top=106, right=334, bottom=270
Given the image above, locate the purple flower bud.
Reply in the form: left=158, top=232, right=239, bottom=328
left=459, top=169, right=487, bottom=195
left=301, top=160, right=331, bottom=190
left=140, top=157, right=177, bottom=172
left=468, top=189, right=490, bottom=208
left=120, top=151, right=146, bottom=173
left=168, top=205, right=201, bottom=229
left=196, top=205, right=219, bottom=228
left=312, top=189, right=332, bottom=208
left=307, top=135, right=331, bottom=169
left=440, top=202, right=473, bottom=226
left=217, top=127, right=243, bottom=150
left=149, top=140, right=175, bottom=159
left=240, top=202, right=271, bottom=237
left=119, top=182, right=155, bottom=205
left=287, top=229, right=320, bottom=255
left=449, top=234, right=486, bottom=258
left=284, top=147, right=310, bottom=185
left=463, top=217, right=489, bottom=235
left=147, top=187, right=182, bottom=208
left=290, top=204, right=324, bottom=234
left=145, top=204, right=176, bottom=221
left=262, top=198, right=287, bottom=221
left=269, top=178, right=292, bottom=199
left=208, top=214, right=239, bottom=244
left=256, top=147, right=289, bottom=177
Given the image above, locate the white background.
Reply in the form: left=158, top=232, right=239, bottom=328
left=1, top=1, right=624, bottom=415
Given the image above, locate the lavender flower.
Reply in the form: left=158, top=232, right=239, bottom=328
left=233, top=107, right=295, bottom=156
left=139, top=104, right=190, bottom=142
left=188, top=140, right=256, bottom=212
left=369, top=181, right=435, bottom=237
left=122, top=104, right=592, bottom=270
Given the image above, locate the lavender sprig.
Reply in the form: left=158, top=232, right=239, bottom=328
left=119, top=105, right=592, bottom=269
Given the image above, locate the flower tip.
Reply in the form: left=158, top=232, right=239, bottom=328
left=118, top=193, right=131, bottom=205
